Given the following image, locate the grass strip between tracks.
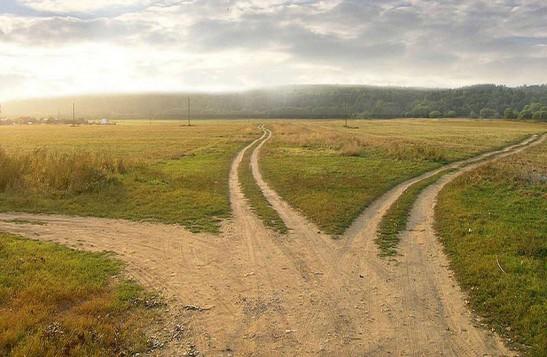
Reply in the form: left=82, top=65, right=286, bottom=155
left=376, top=170, right=451, bottom=257
left=239, top=138, right=288, bottom=234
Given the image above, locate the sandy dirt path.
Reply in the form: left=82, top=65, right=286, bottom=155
left=0, top=129, right=542, bottom=356
left=0, top=131, right=370, bottom=355
left=384, top=133, right=545, bottom=356
left=249, top=130, right=543, bottom=356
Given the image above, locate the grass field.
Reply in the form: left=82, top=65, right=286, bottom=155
left=0, top=232, right=159, bottom=356
left=239, top=139, right=288, bottom=234
left=261, top=119, right=546, bottom=235
left=0, top=121, right=258, bottom=233
left=435, top=139, right=547, bottom=355
left=1, top=119, right=545, bottom=235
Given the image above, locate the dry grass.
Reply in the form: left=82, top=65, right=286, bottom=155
left=0, top=121, right=259, bottom=232
left=268, top=119, right=546, bottom=162
left=0, top=148, right=128, bottom=194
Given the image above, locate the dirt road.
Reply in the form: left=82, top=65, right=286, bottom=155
left=0, top=130, right=542, bottom=356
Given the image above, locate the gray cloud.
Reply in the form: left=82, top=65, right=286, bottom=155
left=0, top=16, right=152, bottom=45
left=0, top=0, right=546, bottom=100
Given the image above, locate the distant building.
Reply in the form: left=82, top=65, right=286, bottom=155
left=100, top=118, right=110, bottom=125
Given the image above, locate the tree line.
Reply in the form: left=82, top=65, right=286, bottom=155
left=3, top=84, right=547, bottom=120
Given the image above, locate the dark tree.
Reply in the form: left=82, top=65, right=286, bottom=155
left=480, top=108, right=497, bottom=118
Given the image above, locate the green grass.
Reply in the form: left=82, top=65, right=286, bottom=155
left=0, top=121, right=259, bottom=233
left=435, top=139, right=547, bottom=356
left=0, top=232, right=160, bottom=356
left=239, top=140, right=288, bottom=234
left=262, top=149, right=438, bottom=235
left=376, top=171, right=449, bottom=257
left=261, top=119, right=546, bottom=235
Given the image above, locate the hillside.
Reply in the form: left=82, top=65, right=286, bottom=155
left=3, top=84, right=547, bottom=119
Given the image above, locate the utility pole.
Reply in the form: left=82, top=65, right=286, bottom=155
left=72, top=102, right=75, bottom=122
left=345, top=101, right=348, bottom=127
left=343, top=95, right=351, bottom=127
left=187, top=96, right=191, bottom=126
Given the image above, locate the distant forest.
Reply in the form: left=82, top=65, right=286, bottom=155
left=3, top=84, right=547, bottom=120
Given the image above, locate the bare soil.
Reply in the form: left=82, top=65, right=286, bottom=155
left=0, top=130, right=542, bottom=356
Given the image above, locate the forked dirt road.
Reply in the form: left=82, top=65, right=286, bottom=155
left=0, top=130, right=543, bottom=356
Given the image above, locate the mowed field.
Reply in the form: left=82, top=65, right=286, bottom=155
left=261, top=119, right=546, bottom=234
left=0, top=121, right=258, bottom=232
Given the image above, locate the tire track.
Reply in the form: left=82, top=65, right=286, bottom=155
left=249, top=129, right=542, bottom=355
left=0, top=129, right=542, bottom=356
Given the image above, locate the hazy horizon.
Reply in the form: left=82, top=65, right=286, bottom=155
left=7, top=82, right=547, bottom=103
left=1, top=0, right=547, bottom=101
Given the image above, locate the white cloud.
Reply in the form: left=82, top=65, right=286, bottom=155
left=19, top=0, right=148, bottom=13
left=0, top=0, right=546, bottom=100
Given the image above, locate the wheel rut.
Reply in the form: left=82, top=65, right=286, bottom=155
left=249, top=129, right=543, bottom=356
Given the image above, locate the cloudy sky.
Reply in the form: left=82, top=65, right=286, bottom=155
left=0, top=0, right=546, bottom=100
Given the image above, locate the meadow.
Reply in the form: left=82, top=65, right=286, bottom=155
left=435, top=139, right=547, bottom=355
left=261, top=119, right=546, bottom=234
left=0, top=232, right=159, bottom=356
left=0, top=121, right=258, bottom=233
left=0, top=119, right=545, bottom=235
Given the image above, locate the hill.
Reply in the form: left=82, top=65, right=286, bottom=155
left=2, top=84, right=547, bottom=120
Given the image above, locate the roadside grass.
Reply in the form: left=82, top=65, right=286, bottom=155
left=0, top=121, right=258, bottom=233
left=435, top=139, right=547, bottom=356
left=0, top=232, right=160, bottom=356
left=376, top=171, right=450, bottom=257
left=261, top=119, right=546, bottom=235
left=0, top=218, right=47, bottom=226
left=239, top=140, right=288, bottom=234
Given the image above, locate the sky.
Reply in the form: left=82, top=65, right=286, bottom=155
left=0, top=0, right=546, bottom=100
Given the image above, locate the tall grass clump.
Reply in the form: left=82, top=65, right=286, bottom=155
left=0, top=148, right=25, bottom=191
left=0, top=147, right=128, bottom=195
